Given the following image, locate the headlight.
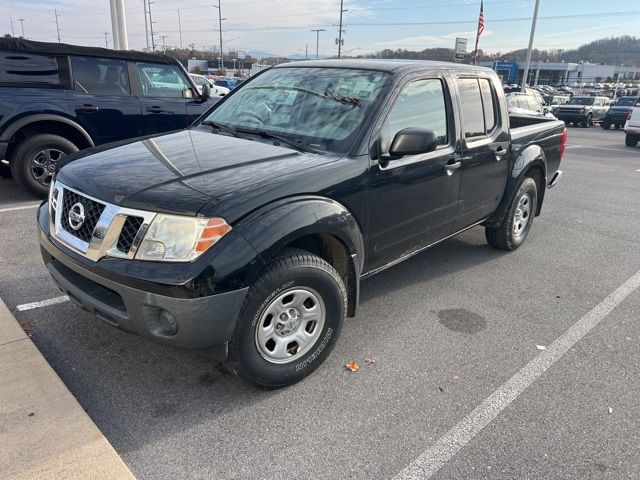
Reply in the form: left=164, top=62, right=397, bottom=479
left=135, top=214, right=231, bottom=262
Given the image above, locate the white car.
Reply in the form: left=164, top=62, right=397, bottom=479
left=624, top=99, right=640, bottom=147
left=189, top=74, right=230, bottom=97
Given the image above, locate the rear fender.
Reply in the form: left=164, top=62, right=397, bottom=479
left=485, top=145, right=547, bottom=227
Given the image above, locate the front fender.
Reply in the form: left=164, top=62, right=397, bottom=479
left=235, top=196, right=365, bottom=270
left=485, top=145, right=547, bottom=227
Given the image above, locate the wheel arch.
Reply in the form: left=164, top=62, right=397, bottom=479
left=235, top=196, right=365, bottom=317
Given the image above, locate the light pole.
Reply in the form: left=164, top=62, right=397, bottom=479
left=310, top=29, right=325, bottom=60
left=521, top=0, right=540, bottom=91
left=213, top=1, right=225, bottom=71
left=177, top=10, right=183, bottom=49
left=161, top=34, right=168, bottom=53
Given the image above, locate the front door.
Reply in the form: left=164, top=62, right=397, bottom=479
left=453, top=76, right=510, bottom=230
left=67, top=55, right=141, bottom=145
left=368, top=77, right=462, bottom=271
left=134, top=62, right=191, bottom=136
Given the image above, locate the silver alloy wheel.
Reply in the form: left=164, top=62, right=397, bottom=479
left=255, top=287, right=326, bottom=364
left=513, top=193, right=531, bottom=238
left=31, top=148, right=64, bottom=187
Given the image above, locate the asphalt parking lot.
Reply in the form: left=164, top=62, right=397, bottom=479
left=1, top=126, right=639, bottom=479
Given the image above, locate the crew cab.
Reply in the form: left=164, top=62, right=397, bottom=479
left=38, top=60, right=566, bottom=388
left=555, top=96, right=609, bottom=127
left=0, top=38, right=217, bottom=196
left=625, top=99, right=640, bottom=147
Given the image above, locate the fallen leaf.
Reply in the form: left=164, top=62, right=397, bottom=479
left=608, top=407, right=613, bottom=414
left=536, top=345, right=547, bottom=350
left=438, top=386, right=444, bottom=393
left=345, top=361, right=360, bottom=372
left=365, top=358, right=376, bottom=364
left=452, top=375, right=460, bottom=380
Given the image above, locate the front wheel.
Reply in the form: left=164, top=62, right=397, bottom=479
left=581, top=114, right=593, bottom=128
left=626, top=135, right=639, bottom=147
left=227, top=249, right=346, bottom=388
left=602, top=120, right=611, bottom=130
left=485, top=177, right=537, bottom=251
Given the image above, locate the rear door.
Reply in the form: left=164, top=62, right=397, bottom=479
left=133, top=62, right=191, bottom=136
left=368, top=76, right=462, bottom=270
left=67, top=55, right=141, bottom=145
left=453, top=76, right=510, bottom=230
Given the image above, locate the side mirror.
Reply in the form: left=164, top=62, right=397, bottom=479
left=201, top=84, right=211, bottom=100
left=389, top=128, right=438, bottom=158
left=182, top=88, right=194, bottom=99
left=543, top=107, right=550, bottom=115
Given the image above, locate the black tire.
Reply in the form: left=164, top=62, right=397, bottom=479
left=614, top=124, right=622, bottom=130
left=10, top=134, right=78, bottom=197
left=485, top=177, right=537, bottom=251
left=227, top=249, right=346, bottom=388
left=581, top=114, right=592, bottom=128
left=602, top=120, right=611, bottom=130
left=626, top=135, right=639, bottom=147
left=0, top=162, right=11, bottom=179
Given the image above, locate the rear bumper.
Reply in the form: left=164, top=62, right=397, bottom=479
left=39, top=223, right=248, bottom=350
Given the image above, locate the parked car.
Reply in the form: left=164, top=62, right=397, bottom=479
left=0, top=38, right=217, bottom=196
left=506, top=92, right=556, bottom=119
left=542, top=94, right=570, bottom=115
left=214, top=77, right=243, bottom=90
left=504, top=86, right=546, bottom=106
left=602, top=96, right=638, bottom=130
left=555, top=96, right=609, bottom=127
left=624, top=99, right=640, bottom=146
left=189, top=73, right=230, bottom=97
left=38, top=60, right=566, bottom=388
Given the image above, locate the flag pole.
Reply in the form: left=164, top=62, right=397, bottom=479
left=472, top=0, right=484, bottom=65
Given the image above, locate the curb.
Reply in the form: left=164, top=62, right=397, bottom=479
left=0, top=298, right=136, bottom=480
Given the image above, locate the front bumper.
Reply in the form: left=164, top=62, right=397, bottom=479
left=39, top=214, right=248, bottom=350
left=556, top=112, right=587, bottom=122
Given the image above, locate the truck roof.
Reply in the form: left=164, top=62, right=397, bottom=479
left=0, top=37, right=178, bottom=65
left=274, top=59, right=493, bottom=75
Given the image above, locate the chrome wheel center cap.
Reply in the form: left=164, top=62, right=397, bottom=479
left=274, top=308, right=301, bottom=336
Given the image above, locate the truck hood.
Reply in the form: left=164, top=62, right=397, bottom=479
left=57, top=128, right=337, bottom=215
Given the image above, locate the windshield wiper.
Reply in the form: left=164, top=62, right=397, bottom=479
left=253, top=129, right=323, bottom=155
left=201, top=120, right=240, bottom=138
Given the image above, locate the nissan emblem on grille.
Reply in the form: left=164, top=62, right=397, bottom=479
left=68, top=202, right=86, bottom=231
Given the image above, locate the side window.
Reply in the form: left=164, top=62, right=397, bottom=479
left=70, top=56, right=130, bottom=95
left=0, top=51, right=60, bottom=85
left=458, top=78, right=485, bottom=138
left=479, top=78, right=496, bottom=131
left=386, top=79, right=449, bottom=147
left=137, top=63, right=190, bottom=98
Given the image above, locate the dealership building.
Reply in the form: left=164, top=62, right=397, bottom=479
left=485, top=60, right=640, bottom=85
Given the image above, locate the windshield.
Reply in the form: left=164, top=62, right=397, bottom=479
left=568, top=97, right=594, bottom=105
left=203, top=67, right=391, bottom=153
left=615, top=97, right=636, bottom=106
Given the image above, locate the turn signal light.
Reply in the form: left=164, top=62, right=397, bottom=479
left=196, top=218, right=232, bottom=252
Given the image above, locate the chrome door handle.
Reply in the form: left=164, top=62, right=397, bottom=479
left=444, top=161, right=461, bottom=176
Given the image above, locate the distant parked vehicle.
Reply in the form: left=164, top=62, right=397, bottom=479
left=624, top=99, right=640, bottom=146
left=506, top=93, right=556, bottom=119
left=504, top=86, right=545, bottom=106
left=0, top=38, right=217, bottom=196
left=542, top=95, right=570, bottom=115
left=189, top=73, right=230, bottom=97
left=555, top=96, right=609, bottom=127
left=214, top=77, right=243, bottom=90
left=602, top=96, right=638, bottom=130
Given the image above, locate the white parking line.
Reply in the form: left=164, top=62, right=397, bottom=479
left=566, top=145, right=631, bottom=153
left=394, top=269, right=640, bottom=480
left=16, top=295, right=69, bottom=312
left=0, top=203, right=40, bottom=213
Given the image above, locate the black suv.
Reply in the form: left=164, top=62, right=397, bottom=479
left=0, top=38, right=216, bottom=196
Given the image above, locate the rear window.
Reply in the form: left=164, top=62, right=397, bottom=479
left=0, top=51, right=61, bottom=86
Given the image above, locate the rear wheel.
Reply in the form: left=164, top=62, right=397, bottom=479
left=581, top=114, right=593, bottom=128
left=485, top=177, right=537, bottom=251
left=626, top=135, right=639, bottom=147
left=602, top=119, right=611, bottom=130
left=10, top=134, right=78, bottom=197
left=227, top=249, right=346, bottom=388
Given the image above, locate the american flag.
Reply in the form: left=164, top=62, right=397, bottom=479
left=477, top=0, right=485, bottom=37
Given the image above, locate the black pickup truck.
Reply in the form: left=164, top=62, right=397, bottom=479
left=38, top=60, right=566, bottom=388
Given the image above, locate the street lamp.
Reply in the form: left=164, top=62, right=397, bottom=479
left=310, top=29, right=325, bottom=60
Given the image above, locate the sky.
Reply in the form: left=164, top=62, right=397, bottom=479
left=2, top=0, right=640, bottom=57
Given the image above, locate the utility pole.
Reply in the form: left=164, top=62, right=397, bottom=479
left=161, top=35, right=168, bottom=53
left=310, top=29, right=325, bottom=60
left=143, top=0, right=149, bottom=51
left=521, top=0, right=540, bottom=91
left=104, top=32, right=110, bottom=49
left=337, top=0, right=347, bottom=58
left=148, top=0, right=156, bottom=51
left=213, top=1, right=224, bottom=71
left=10, top=16, right=15, bottom=37
left=18, top=18, right=25, bottom=38
left=305, top=44, right=308, bottom=60
left=177, top=10, right=183, bottom=49
left=109, top=0, right=128, bottom=49
left=54, top=10, right=62, bottom=43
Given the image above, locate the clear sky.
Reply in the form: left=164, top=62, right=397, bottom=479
left=3, top=0, right=640, bottom=57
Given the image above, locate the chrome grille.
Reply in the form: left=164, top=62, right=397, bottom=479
left=60, top=189, right=106, bottom=243
left=116, top=216, right=144, bottom=253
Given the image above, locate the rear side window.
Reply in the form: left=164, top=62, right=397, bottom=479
left=387, top=78, right=449, bottom=147
left=0, top=51, right=60, bottom=86
left=479, top=79, right=496, bottom=131
left=71, top=56, right=130, bottom=95
left=458, top=78, right=485, bottom=138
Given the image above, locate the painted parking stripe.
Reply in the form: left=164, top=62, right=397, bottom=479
left=394, top=269, right=640, bottom=480
left=16, top=295, right=69, bottom=312
left=0, top=203, right=41, bottom=213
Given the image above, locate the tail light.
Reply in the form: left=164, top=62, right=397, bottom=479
left=559, top=127, right=568, bottom=160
